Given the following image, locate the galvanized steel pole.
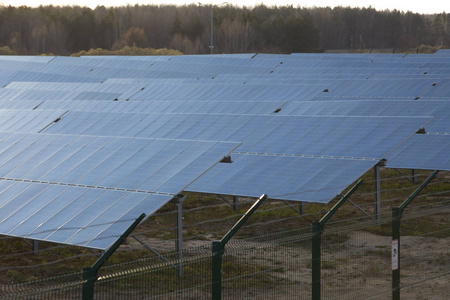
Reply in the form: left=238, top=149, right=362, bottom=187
left=210, top=5, right=214, bottom=54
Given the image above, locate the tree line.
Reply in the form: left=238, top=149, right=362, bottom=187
left=0, top=4, right=448, bottom=55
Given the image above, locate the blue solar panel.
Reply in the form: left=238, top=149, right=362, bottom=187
left=128, top=83, right=327, bottom=101
left=386, top=134, right=450, bottom=171
left=0, top=132, right=239, bottom=249
left=0, top=109, right=66, bottom=132
left=4, top=82, right=145, bottom=101
left=420, top=79, right=450, bottom=99
left=0, top=56, right=55, bottom=63
left=35, top=63, right=97, bottom=77
left=51, top=56, right=154, bottom=69
left=0, top=180, right=173, bottom=249
left=432, top=49, right=450, bottom=56
left=0, top=132, right=239, bottom=194
left=187, top=153, right=377, bottom=202
left=147, top=61, right=273, bottom=75
left=315, top=79, right=437, bottom=99
left=44, top=112, right=430, bottom=160
left=276, top=59, right=420, bottom=69
left=0, top=100, right=41, bottom=109
left=34, top=100, right=282, bottom=114
left=278, top=100, right=450, bottom=133
left=0, top=52, right=448, bottom=250
left=4, top=70, right=102, bottom=83
left=274, top=67, right=427, bottom=76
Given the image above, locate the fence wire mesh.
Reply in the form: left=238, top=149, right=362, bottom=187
left=320, top=218, right=393, bottom=300
left=0, top=272, right=83, bottom=300
left=0, top=169, right=448, bottom=299
left=221, top=228, right=313, bottom=299
left=94, top=246, right=213, bottom=299
left=398, top=200, right=450, bottom=299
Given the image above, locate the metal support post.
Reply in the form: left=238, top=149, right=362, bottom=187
left=392, top=207, right=401, bottom=300
left=173, top=194, right=186, bottom=278
left=391, top=170, right=439, bottom=300
left=282, top=200, right=304, bottom=215
left=82, top=266, right=96, bottom=300
left=233, top=196, right=239, bottom=211
left=311, top=221, right=322, bottom=300
left=300, top=202, right=305, bottom=214
left=211, top=241, right=224, bottom=300
left=311, top=180, right=363, bottom=300
left=33, top=240, right=39, bottom=255
left=211, top=194, right=267, bottom=300
left=393, top=168, right=418, bottom=184
left=373, top=165, right=381, bottom=222
left=412, top=169, right=418, bottom=184
left=209, top=5, right=214, bottom=54
left=217, top=195, right=238, bottom=210
left=81, top=213, right=145, bottom=300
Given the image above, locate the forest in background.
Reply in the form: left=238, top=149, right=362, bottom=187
left=0, top=4, right=449, bottom=55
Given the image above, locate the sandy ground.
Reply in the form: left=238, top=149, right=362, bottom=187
left=116, top=229, right=450, bottom=299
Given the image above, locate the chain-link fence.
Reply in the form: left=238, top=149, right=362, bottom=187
left=1, top=171, right=449, bottom=299
left=2, top=202, right=449, bottom=299
left=319, top=218, right=393, bottom=299
left=397, top=200, right=450, bottom=300
left=0, top=272, right=83, bottom=300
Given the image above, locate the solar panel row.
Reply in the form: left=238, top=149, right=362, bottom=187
left=0, top=51, right=449, bottom=249
left=0, top=132, right=238, bottom=249
left=0, top=180, right=173, bottom=249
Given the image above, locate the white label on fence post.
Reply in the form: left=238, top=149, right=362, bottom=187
left=392, top=239, right=399, bottom=271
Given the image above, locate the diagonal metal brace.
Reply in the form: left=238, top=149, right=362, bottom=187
left=319, top=180, right=363, bottom=226
left=131, top=235, right=178, bottom=271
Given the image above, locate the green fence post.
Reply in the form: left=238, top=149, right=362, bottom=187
left=81, top=213, right=145, bottom=300
left=392, top=207, right=401, bottom=300
left=210, top=194, right=267, bottom=300
left=391, top=170, right=438, bottom=300
left=82, top=266, right=95, bottom=300
left=310, top=179, right=363, bottom=300
left=311, top=221, right=322, bottom=300
left=211, top=241, right=224, bottom=300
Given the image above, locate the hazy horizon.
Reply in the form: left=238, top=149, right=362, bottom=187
left=0, top=0, right=448, bottom=15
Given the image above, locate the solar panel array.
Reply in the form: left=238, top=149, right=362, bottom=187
left=0, top=51, right=449, bottom=249
left=0, top=132, right=238, bottom=249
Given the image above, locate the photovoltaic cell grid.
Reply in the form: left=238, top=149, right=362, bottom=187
left=0, top=181, right=173, bottom=249
left=43, top=112, right=430, bottom=160
left=187, top=154, right=377, bottom=202
left=314, top=79, right=438, bottom=99
left=128, top=83, right=328, bottom=101
left=0, top=132, right=239, bottom=249
left=2, top=82, right=329, bottom=102
left=0, top=109, right=66, bottom=133
left=0, top=132, right=239, bottom=194
left=4, top=82, right=146, bottom=101
left=0, top=52, right=449, bottom=248
left=32, top=100, right=284, bottom=115
left=0, top=88, right=121, bottom=101
left=386, top=134, right=450, bottom=171
left=278, top=100, right=450, bottom=133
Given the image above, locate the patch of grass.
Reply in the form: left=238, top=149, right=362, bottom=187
left=322, top=261, right=338, bottom=270
left=365, top=248, right=391, bottom=258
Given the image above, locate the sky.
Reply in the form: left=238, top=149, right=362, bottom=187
left=0, top=0, right=449, bottom=15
